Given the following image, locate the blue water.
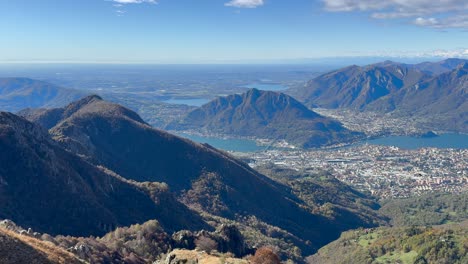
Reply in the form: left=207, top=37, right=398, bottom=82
left=163, top=98, right=210, bottom=106
left=178, top=133, right=264, bottom=152
left=365, top=133, right=468, bottom=149
left=243, top=83, right=287, bottom=91
left=179, top=133, right=467, bottom=152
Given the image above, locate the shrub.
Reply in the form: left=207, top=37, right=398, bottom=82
left=250, top=247, right=281, bottom=264
left=195, top=236, right=218, bottom=254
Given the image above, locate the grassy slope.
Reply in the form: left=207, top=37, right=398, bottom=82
left=0, top=227, right=83, bottom=264
left=379, top=192, right=468, bottom=226
left=308, top=221, right=468, bottom=264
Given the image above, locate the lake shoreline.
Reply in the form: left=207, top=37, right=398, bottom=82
left=174, top=131, right=468, bottom=153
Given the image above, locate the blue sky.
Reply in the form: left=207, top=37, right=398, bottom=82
left=0, top=0, right=467, bottom=63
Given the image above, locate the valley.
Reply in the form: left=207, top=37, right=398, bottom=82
left=0, top=58, right=466, bottom=264
left=247, top=144, right=467, bottom=199
left=2, top=1, right=468, bottom=262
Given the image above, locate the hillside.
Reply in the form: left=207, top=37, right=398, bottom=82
left=307, top=221, right=468, bottom=264
left=167, top=88, right=362, bottom=148
left=366, top=63, right=468, bottom=131
left=255, top=165, right=385, bottom=230
left=289, top=59, right=468, bottom=132
left=0, top=111, right=206, bottom=236
left=0, top=78, right=87, bottom=112
left=379, top=192, right=468, bottom=226
left=289, top=62, right=428, bottom=109
left=21, top=95, right=379, bottom=256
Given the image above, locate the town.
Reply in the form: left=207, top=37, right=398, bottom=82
left=247, top=144, right=468, bottom=199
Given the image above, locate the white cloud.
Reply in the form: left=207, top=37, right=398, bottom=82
left=428, top=48, right=468, bottom=58
left=322, top=0, right=468, bottom=29
left=225, top=0, right=264, bottom=8
left=322, top=0, right=466, bottom=13
left=412, top=14, right=468, bottom=29
left=414, top=17, right=439, bottom=27
left=323, top=0, right=389, bottom=12
left=108, top=0, right=156, bottom=16
left=112, top=0, right=156, bottom=3
left=340, top=48, right=468, bottom=58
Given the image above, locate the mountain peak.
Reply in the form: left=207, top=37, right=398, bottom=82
left=66, top=94, right=102, bottom=108
left=244, top=88, right=262, bottom=99
left=20, top=94, right=146, bottom=132
left=170, top=89, right=362, bottom=148
left=81, top=94, right=103, bottom=102
left=246, top=87, right=260, bottom=93
left=61, top=94, right=146, bottom=124
left=379, top=60, right=399, bottom=66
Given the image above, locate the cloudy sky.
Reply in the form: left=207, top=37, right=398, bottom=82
left=0, top=0, right=467, bottom=63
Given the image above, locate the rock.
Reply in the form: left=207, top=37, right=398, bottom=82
left=215, top=224, right=249, bottom=257
left=0, top=220, right=18, bottom=231
left=69, top=243, right=91, bottom=260
left=172, top=230, right=196, bottom=250
left=164, top=250, right=199, bottom=264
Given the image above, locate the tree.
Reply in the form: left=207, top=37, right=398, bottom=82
left=250, top=247, right=281, bottom=264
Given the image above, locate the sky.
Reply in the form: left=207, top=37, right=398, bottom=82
left=0, top=0, right=467, bottom=63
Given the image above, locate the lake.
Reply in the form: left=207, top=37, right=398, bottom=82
left=243, top=83, right=287, bottom=91
left=178, top=133, right=264, bottom=152
left=163, top=98, right=210, bottom=106
left=179, top=133, right=468, bottom=153
left=365, top=133, right=468, bottom=149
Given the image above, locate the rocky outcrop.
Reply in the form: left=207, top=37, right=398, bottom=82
left=158, top=249, right=248, bottom=264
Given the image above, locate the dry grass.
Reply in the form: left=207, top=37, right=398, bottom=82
left=0, top=227, right=84, bottom=264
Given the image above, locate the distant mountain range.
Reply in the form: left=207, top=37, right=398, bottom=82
left=289, top=58, right=468, bottom=132
left=410, top=58, right=468, bottom=75
left=168, top=88, right=363, bottom=148
left=0, top=78, right=87, bottom=112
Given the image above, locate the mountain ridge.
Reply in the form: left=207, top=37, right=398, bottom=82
left=0, top=78, right=87, bottom=113
left=0, top=111, right=208, bottom=236
left=289, top=62, right=430, bottom=109
left=289, top=59, right=468, bottom=132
